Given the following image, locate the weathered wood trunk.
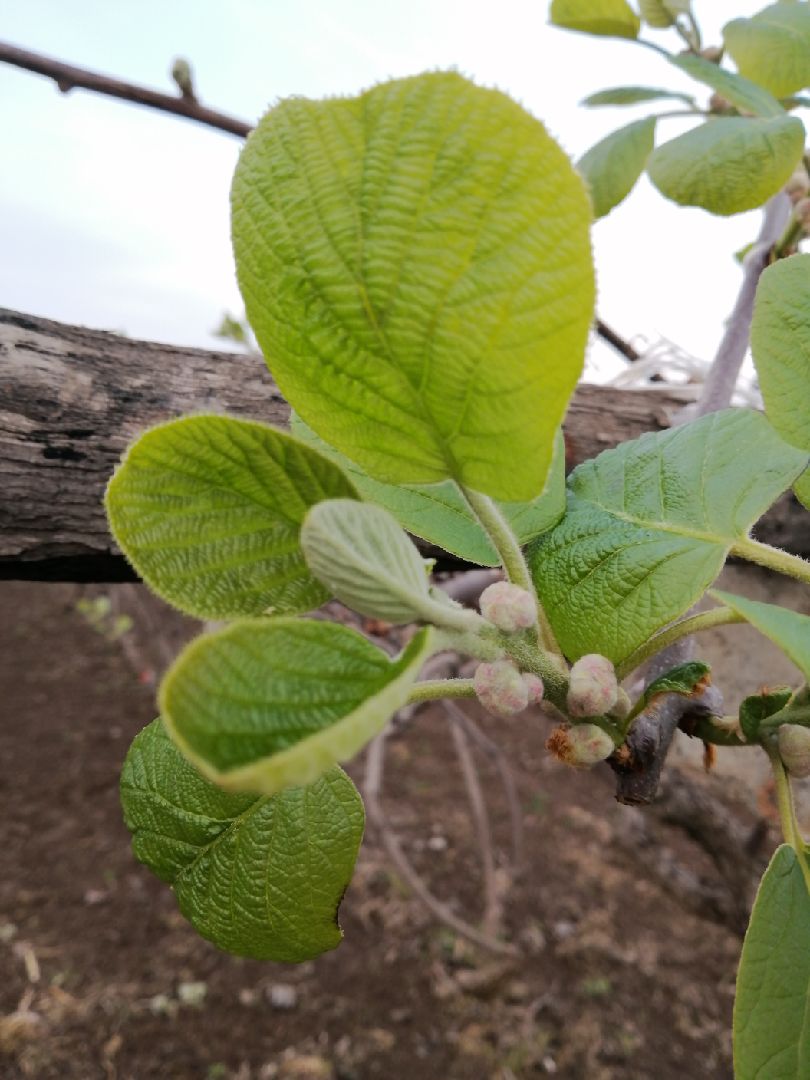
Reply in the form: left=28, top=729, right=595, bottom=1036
left=1, top=307, right=805, bottom=580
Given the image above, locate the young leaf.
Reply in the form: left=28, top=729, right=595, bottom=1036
left=643, top=661, right=710, bottom=702
left=105, top=415, right=357, bottom=619
left=734, top=844, right=810, bottom=1078
left=291, top=415, right=566, bottom=566
left=232, top=71, right=594, bottom=502
left=750, top=255, right=810, bottom=509
left=724, top=2, right=810, bottom=99
left=301, top=499, right=457, bottom=626
left=647, top=115, right=805, bottom=215
left=581, top=86, right=696, bottom=108
left=121, top=719, right=363, bottom=962
left=668, top=52, right=786, bottom=118
left=161, top=618, right=434, bottom=795
left=577, top=117, right=657, bottom=219
left=739, top=686, right=793, bottom=741
left=549, top=0, right=640, bottom=38
left=529, top=410, right=808, bottom=663
left=711, top=590, right=810, bottom=682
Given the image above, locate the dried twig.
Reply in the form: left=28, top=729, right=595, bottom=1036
left=595, top=317, right=641, bottom=362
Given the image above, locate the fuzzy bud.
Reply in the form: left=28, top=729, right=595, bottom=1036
left=608, top=687, right=632, bottom=721
left=567, top=654, right=618, bottom=718
left=795, top=197, right=810, bottom=235
left=521, top=673, right=545, bottom=706
left=778, top=723, right=810, bottom=778
left=479, top=582, right=536, bottom=634
left=473, top=660, right=529, bottom=717
left=786, top=169, right=810, bottom=205
left=546, top=724, right=615, bottom=768
left=699, top=45, right=723, bottom=64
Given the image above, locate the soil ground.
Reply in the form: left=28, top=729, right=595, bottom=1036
left=0, top=577, right=790, bottom=1080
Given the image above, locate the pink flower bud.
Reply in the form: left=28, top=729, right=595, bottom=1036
left=546, top=724, right=615, bottom=768
left=522, top=673, right=544, bottom=705
left=479, top=582, right=536, bottom=634
left=778, top=724, right=810, bottom=778
left=608, top=687, right=632, bottom=721
left=473, top=660, right=529, bottom=717
left=567, top=654, right=618, bottom=718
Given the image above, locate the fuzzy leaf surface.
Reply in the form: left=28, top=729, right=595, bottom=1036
left=668, top=52, right=785, bottom=117
left=647, top=115, right=805, bottom=215
left=121, top=719, right=364, bottom=962
left=734, top=844, right=810, bottom=1078
left=550, top=0, right=640, bottom=38
left=232, top=71, right=594, bottom=501
left=577, top=117, right=656, bottom=218
left=724, top=2, right=810, bottom=98
left=301, top=499, right=442, bottom=625
left=712, top=590, right=810, bottom=681
left=529, top=410, right=807, bottom=663
left=105, top=416, right=357, bottom=619
left=581, top=86, right=696, bottom=107
left=291, top=415, right=565, bottom=566
left=161, top=619, right=433, bottom=795
left=751, top=254, right=810, bottom=509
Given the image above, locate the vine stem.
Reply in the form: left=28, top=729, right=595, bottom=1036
left=407, top=678, right=476, bottom=704
left=459, top=487, right=562, bottom=656
left=732, top=537, right=810, bottom=586
left=615, top=607, right=746, bottom=680
left=765, top=741, right=810, bottom=893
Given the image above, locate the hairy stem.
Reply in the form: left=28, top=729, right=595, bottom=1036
left=407, top=678, right=476, bottom=704
left=765, top=741, right=810, bottom=892
left=616, top=607, right=746, bottom=680
left=732, top=537, right=810, bottom=586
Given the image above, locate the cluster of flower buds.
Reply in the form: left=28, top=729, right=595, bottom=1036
left=478, top=582, right=536, bottom=634
left=545, top=723, right=615, bottom=769
left=778, top=723, right=810, bottom=779
left=566, top=654, right=619, bottom=718
left=473, top=659, right=543, bottom=717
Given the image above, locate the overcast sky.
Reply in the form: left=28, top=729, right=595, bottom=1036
left=0, top=1, right=803, bottom=377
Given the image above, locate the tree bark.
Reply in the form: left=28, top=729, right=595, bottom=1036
left=0, top=307, right=803, bottom=580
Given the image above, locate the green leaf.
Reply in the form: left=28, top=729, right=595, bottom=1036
left=577, top=117, right=657, bottom=218
left=550, top=0, right=640, bottom=38
left=121, top=719, right=363, bottom=962
left=644, top=661, right=710, bottom=702
left=161, top=618, right=434, bottom=794
left=751, top=254, right=810, bottom=509
left=581, top=86, right=696, bottom=108
left=638, top=0, right=678, bottom=28
left=232, top=71, right=594, bottom=502
left=105, top=415, right=358, bottom=620
left=291, top=414, right=566, bottom=566
left=301, top=499, right=455, bottom=626
left=734, top=844, right=810, bottom=1078
left=647, top=115, right=805, bottom=215
left=529, top=409, right=808, bottom=663
left=739, top=686, right=793, bottom=741
left=725, top=2, right=810, bottom=98
left=711, top=590, right=810, bottom=682
left=668, top=52, right=786, bottom=117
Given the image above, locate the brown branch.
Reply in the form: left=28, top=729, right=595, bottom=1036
left=0, top=41, right=251, bottom=138
left=595, top=318, right=641, bottom=362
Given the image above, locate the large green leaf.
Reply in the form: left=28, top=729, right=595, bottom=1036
left=232, top=71, right=594, bottom=502
left=712, top=590, right=810, bottom=682
left=668, top=52, right=785, bottom=117
left=724, top=2, right=810, bottom=98
left=105, top=415, right=357, bottom=619
left=529, top=410, right=808, bottom=663
left=301, top=499, right=456, bottom=626
left=581, top=86, right=696, bottom=108
left=751, top=254, right=810, bottom=509
left=734, top=844, right=810, bottom=1078
left=121, top=719, right=363, bottom=962
left=577, top=117, right=656, bottom=219
left=161, top=618, right=433, bottom=794
left=550, top=0, right=640, bottom=38
left=647, top=115, right=805, bottom=215
left=291, top=415, right=566, bottom=566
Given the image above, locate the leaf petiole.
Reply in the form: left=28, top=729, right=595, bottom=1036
left=732, top=537, right=810, bottom=586
left=615, top=606, right=746, bottom=680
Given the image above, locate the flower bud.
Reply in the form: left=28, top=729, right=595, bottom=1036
left=786, top=169, right=810, bottom=205
left=479, top=582, right=536, bottom=634
left=567, top=654, right=618, bottom=718
left=522, top=672, right=544, bottom=705
left=473, top=660, right=529, bottom=717
left=608, top=687, right=632, bottom=721
left=546, top=724, right=615, bottom=768
left=778, top=723, right=810, bottom=778
left=795, top=197, right=810, bottom=235
left=699, top=45, right=723, bottom=64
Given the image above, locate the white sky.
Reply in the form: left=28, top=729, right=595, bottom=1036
left=0, top=1, right=802, bottom=374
